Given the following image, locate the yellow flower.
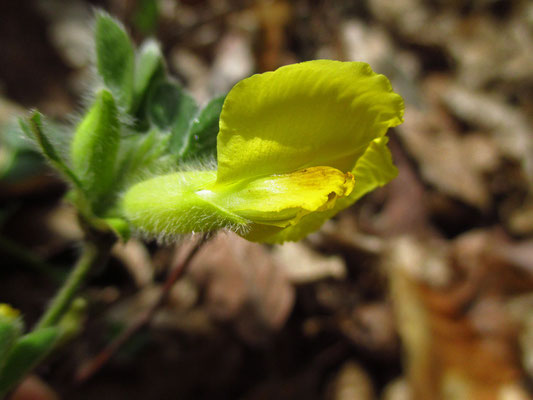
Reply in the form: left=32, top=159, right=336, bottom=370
left=122, top=60, right=404, bottom=243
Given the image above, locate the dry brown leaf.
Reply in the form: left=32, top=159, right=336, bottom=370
left=382, top=378, right=413, bottom=400
left=508, top=203, right=533, bottom=236
left=272, top=241, right=347, bottom=284
left=339, top=303, right=398, bottom=355
left=170, top=47, right=210, bottom=103
left=368, top=0, right=533, bottom=90
left=386, top=234, right=532, bottom=400
left=208, top=29, right=254, bottom=94
left=376, top=137, right=434, bottom=237
left=185, top=232, right=295, bottom=344
left=325, top=361, right=375, bottom=400
left=11, top=375, right=60, bottom=400
left=397, top=88, right=494, bottom=209
left=105, top=280, right=209, bottom=335
left=255, top=0, right=292, bottom=71
left=111, top=239, right=153, bottom=288
left=441, top=84, right=533, bottom=187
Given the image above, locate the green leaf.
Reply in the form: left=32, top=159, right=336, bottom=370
left=179, top=94, right=225, bottom=160
left=148, top=81, right=197, bottom=132
left=0, top=327, right=60, bottom=397
left=132, top=0, right=159, bottom=35
left=132, top=39, right=165, bottom=115
left=0, top=313, right=23, bottom=374
left=116, top=129, right=171, bottom=185
left=0, top=124, right=44, bottom=182
left=145, top=84, right=224, bottom=160
left=21, top=114, right=60, bottom=166
left=95, top=13, right=135, bottom=110
left=20, top=113, right=83, bottom=189
left=1, top=118, right=44, bottom=182
left=71, top=89, right=120, bottom=209
left=0, top=151, right=43, bottom=183
left=169, top=97, right=198, bottom=156
left=4, top=120, right=37, bottom=152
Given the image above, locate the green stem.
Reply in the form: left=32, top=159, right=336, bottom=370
left=35, top=239, right=112, bottom=330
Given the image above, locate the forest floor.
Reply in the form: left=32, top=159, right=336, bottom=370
left=1, top=1, right=533, bottom=399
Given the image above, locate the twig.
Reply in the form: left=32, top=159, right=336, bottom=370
left=75, top=234, right=208, bottom=383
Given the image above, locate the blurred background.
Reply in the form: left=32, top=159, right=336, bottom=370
left=1, top=0, right=533, bottom=399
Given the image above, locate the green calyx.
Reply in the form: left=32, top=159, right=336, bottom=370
left=122, top=170, right=249, bottom=238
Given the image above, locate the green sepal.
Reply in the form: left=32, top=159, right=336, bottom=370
left=121, top=170, right=250, bottom=237
left=0, top=327, right=61, bottom=397
left=179, top=94, right=225, bottom=160
left=20, top=112, right=83, bottom=190
left=95, top=12, right=135, bottom=110
left=132, top=39, right=166, bottom=116
left=71, top=89, right=120, bottom=210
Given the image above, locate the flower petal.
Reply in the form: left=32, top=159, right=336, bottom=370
left=216, top=60, right=404, bottom=184
left=205, top=166, right=354, bottom=228
left=244, top=137, right=397, bottom=243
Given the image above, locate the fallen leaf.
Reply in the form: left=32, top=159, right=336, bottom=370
left=185, top=232, right=295, bottom=344
left=273, top=241, right=347, bottom=284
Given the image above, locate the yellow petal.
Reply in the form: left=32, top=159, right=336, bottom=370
left=205, top=166, right=354, bottom=227
left=244, top=137, right=397, bottom=243
left=216, top=60, right=404, bottom=184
